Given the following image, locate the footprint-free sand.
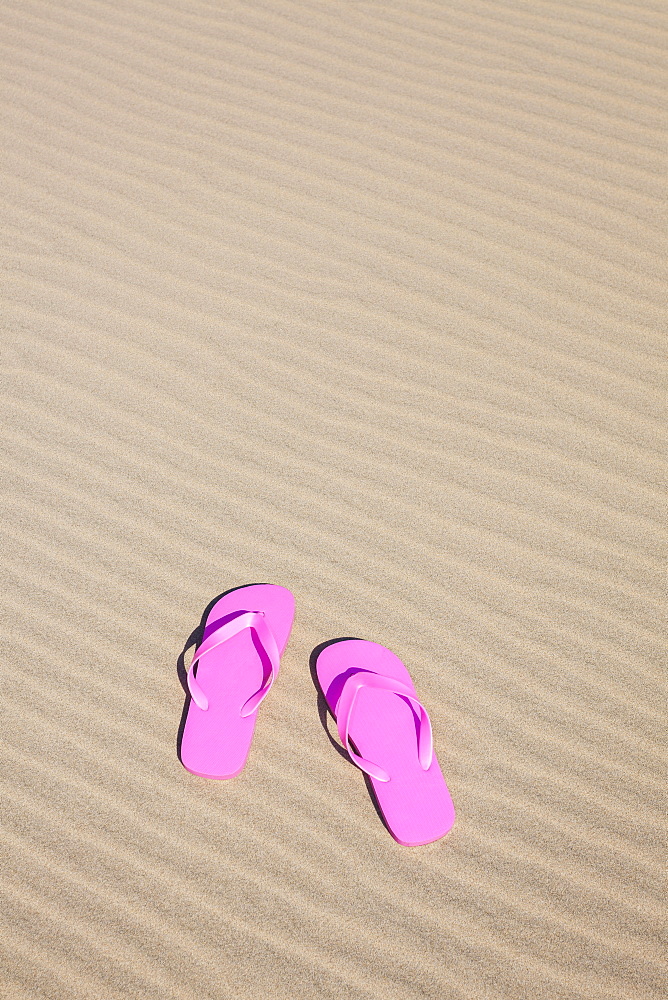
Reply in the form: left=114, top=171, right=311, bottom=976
left=1, top=2, right=665, bottom=998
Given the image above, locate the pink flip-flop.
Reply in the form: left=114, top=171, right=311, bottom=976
left=180, top=584, right=295, bottom=779
left=315, top=639, right=455, bottom=846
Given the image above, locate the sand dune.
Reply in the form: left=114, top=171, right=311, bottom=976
left=1, top=1, right=666, bottom=998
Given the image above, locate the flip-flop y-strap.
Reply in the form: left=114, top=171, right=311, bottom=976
left=187, top=611, right=280, bottom=717
left=336, top=670, right=433, bottom=783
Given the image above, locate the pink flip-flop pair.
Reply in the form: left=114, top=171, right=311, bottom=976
left=179, top=584, right=456, bottom=846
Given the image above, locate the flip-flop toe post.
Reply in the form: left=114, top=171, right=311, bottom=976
left=180, top=584, right=295, bottom=779
left=315, top=639, right=455, bottom=846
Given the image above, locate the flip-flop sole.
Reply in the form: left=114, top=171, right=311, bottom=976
left=180, top=584, right=295, bottom=779
left=316, top=639, right=455, bottom=846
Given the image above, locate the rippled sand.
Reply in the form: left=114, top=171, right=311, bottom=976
left=1, top=2, right=665, bottom=998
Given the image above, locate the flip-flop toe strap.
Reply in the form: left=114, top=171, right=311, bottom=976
left=335, top=669, right=433, bottom=783
left=186, top=610, right=280, bottom=717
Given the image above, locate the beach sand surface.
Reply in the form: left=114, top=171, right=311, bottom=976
left=0, top=1, right=666, bottom=998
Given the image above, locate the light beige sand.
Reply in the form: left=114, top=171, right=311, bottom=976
left=1, top=1, right=666, bottom=997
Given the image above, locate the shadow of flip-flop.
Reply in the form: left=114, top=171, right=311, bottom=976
left=309, top=637, right=391, bottom=836
left=175, top=582, right=272, bottom=765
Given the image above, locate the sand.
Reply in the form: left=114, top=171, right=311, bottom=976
left=0, top=1, right=666, bottom=998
